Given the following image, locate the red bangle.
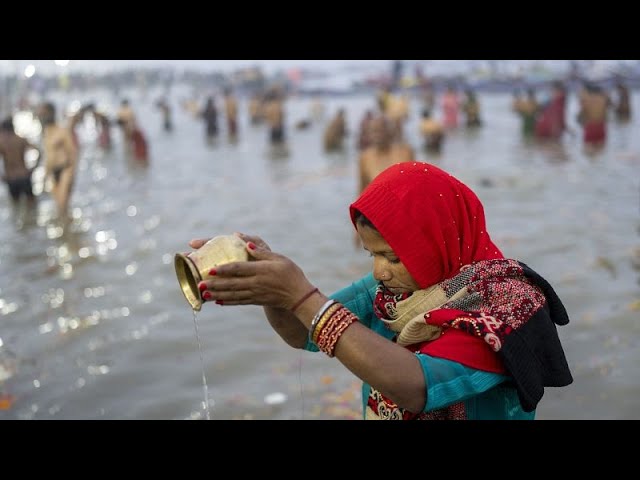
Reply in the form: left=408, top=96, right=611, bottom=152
left=291, top=287, right=320, bottom=313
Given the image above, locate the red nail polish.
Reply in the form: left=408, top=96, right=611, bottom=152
left=209, top=268, right=217, bottom=276
left=203, top=292, right=212, bottom=300
left=247, top=242, right=256, bottom=250
left=198, top=282, right=207, bottom=292
left=215, top=300, right=224, bottom=305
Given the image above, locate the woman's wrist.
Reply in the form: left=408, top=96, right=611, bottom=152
left=290, top=286, right=320, bottom=314
left=293, top=292, right=330, bottom=330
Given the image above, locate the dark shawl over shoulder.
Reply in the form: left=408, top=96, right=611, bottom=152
left=504, top=262, right=573, bottom=411
left=422, top=259, right=573, bottom=412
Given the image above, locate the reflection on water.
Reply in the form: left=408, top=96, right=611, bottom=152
left=1, top=87, right=640, bottom=419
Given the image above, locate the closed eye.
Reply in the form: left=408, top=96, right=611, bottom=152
left=365, top=250, right=401, bottom=264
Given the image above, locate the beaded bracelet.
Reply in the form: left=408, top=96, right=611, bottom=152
left=315, top=305, right=359, bottom=357
left=316, top=306, right=349, bottom=350
left=324, top=314, right=358, bottom=357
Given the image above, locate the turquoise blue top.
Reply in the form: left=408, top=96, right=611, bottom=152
left=304, top=273, right=535, bottom=420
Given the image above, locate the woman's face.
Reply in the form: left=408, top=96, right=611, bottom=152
left=357, top=223, right=420, bottom=294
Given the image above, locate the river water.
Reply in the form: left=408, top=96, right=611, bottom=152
left=1, top=84, right=638, bottom=419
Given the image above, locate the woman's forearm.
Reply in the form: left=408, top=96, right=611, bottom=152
left=264, top=306, right=308, bottom=349
left=294, top=294, right=427, bottom=412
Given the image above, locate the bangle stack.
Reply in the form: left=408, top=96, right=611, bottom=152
left=308, top=300, right=359, bottom=357
left=308, top=299, right=337, bottom=343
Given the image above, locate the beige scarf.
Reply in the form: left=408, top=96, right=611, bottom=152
left=365, top=284, right=470, bottom=420
left=379, top=284, right=470, bottom=345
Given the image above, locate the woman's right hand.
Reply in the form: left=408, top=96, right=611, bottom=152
left=188, top=232, right=271, bottom=252
left=190, top=233, right=314, bottom=311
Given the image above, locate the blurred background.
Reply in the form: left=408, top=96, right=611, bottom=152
left=0, top=59, right=638, bottom=420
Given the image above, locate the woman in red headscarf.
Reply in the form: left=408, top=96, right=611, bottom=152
left=192, top=162, right=573, bottom=420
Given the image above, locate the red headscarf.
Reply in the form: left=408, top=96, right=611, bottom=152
left=350, top=161, right=503, bottom=289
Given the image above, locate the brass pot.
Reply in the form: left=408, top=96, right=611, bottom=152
left=174, top=235, right=249, bottom=311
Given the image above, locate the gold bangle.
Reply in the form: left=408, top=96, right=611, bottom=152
left=312, top=302, right=342, bottom=345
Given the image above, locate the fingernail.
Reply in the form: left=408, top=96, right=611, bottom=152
left=247, top=242, right=256, bottom=250
left=215, top=300, right=224, bottom=305
left=203, top=292, right=212, bottom=300
left=209, top=268, right=217, bottom=276
left=198, top=282, right=207, bottom=292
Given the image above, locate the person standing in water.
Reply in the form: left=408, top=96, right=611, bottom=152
left=461, top=88, right=482, bottom=127
left=385, top=91, right=410, bottom=143
left=358, top=114, right=414, bottom=196
left=263, top=89, right=286, bottom=147
left=200, top=96, right=219, bottom=143
left=512, top=88, right=539, bottom=138
left=192, top=161, right=574, bottom=420
left=86, top=104, right=112, bottom=150
left=156, top=97, right=173, bottom=132
left=0, top=115, right=41, bottom=210
left=355, top=114, right=413, bottom=246
left=441, top=84, right=460, bottom=130
left=223, top=87, right=239, bottom=140
left=116, top=99, right=148, bottom=163
left=323, top=108, right=348, bottom=152
left=357, top=110, right=375, bottom=151
left=37, top=102, right=79, bottom=221
left=116, top=99, right=136, bottom=151
left=419, top=109, right=445, bottom=154
left=534, top=81, right=567, bottom=140
left=612, top=79, right=631, bottom=122
left=577, top=81, right=610, bottom=150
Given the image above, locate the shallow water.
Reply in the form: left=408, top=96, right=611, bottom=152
left=1, top=85, right=639, bottom=419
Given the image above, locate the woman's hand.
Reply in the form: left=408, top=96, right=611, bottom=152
left=188, top=232, right=271, bottom=252
left=191, top=233, right=314, bottom=310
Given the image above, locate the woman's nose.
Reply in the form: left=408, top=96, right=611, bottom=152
left=372, top=259, right=389, bottom=282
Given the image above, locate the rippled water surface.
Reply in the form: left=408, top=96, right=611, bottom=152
left=1, top=86, right=639, bottom=419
